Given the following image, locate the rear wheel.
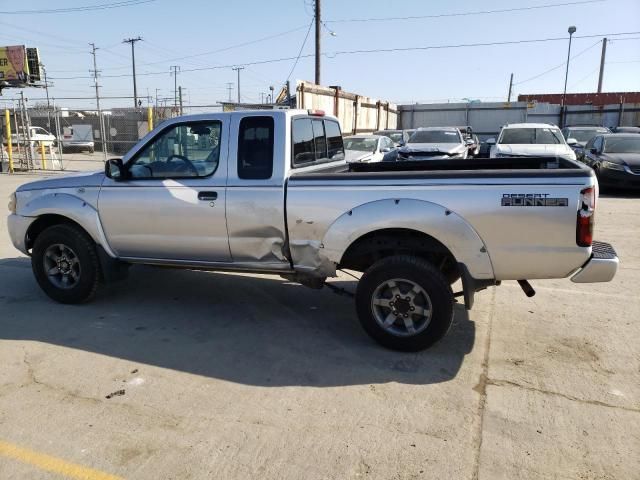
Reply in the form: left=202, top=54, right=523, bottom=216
left=355, top=255, right=454, bottom=351
left=32, top=224, right=100, bottom=304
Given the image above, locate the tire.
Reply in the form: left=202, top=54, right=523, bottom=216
left=31, top=224, right=100, bottom=304
left=355, top=255, right=454, bottom=351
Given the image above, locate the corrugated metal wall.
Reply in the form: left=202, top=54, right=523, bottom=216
left=399, top=101, right=640, bottom=140
left=296, top=81, right=398, bottom=135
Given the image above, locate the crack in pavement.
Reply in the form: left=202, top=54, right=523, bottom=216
left=485, top=378, right=640, bottom=414
left=471, top=288, right=496, bottom=480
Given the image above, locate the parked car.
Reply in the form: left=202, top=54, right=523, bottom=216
left=344, top=135, right=396, bottom=163
left=397, top=127, right=468, bottom=160
left=581, top=133, right=640, bottom=189
left=373, top=129, right=412, bottom=147
left=488, top=123, right=576, bottom=160
left=561, top=125, right=611, bottom=159
left=7, top=110, right=618, bottom=351
left=61, top=125, right=95, bottom=153
left=7, top=126, right=56, bottom=147
left=611, top=126, right=640, bottom=134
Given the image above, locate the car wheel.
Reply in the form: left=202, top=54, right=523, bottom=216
left=31, top=224, right=100, bottom=304
left=355, top=255, right=454, bottom=351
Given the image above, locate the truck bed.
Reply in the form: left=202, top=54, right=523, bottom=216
left=291, top=157, right=593, bottom=180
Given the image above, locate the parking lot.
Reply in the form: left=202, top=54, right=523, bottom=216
left=0, top=168, right=638, bottom=479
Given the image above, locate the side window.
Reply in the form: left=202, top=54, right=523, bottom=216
left=129, top=121, right=221, bottom=179
left=292, top=118, right=315, bottom=165
left=237, top=116, right=274, bottom=180
left=312, top=119, right=327, bottom=161
left=593, top=136, right=603, bottom=152
left=325, top=120, right=345, bottom=160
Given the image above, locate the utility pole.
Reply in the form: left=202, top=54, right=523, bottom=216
left=315, top=0, right=321, bottom=85
left=226, top=82, right=234, bottom=102
left=170, top=65, right=180, bottom=113
left=123, top=36, right=143, bottom=108
left=232, top=66, right=244, bottom=103
left=507, top=73, right=514, bottom=102
left=597, top=37, right=607, bottom=93
left=41, top=64, right=52, bottom=129
left=90, top=43, right=107, bottom=161
left=178, top=86, right=183, bottom=115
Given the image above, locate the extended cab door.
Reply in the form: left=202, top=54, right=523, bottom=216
left=224, top=112, right=290, bottom=268
left=98, top=117, right=231, bottom=262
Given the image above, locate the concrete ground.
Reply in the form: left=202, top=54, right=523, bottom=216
left=0, top=168, right=638, bottom=480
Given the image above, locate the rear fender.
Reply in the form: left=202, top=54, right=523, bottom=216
left=320, top=198, right=495, bottom=279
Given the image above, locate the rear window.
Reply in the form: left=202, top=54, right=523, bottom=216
left=237, top=116, right=274, bottom=180
left=292, top=117, right=344, bottom=167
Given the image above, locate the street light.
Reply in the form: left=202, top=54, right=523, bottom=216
left=562, top=26, right=577, bottom=111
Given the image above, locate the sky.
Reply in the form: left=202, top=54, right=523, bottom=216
left=0, top=0, right=639, bottom=110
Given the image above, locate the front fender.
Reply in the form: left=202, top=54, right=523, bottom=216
left=18, top=192, right=116, bottom=258
left=321, top=198, right=495, bottom=280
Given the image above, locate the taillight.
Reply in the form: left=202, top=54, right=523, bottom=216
left=307, top=109, right=325, bottom=116
left=576, top=186, right=595, bottom=247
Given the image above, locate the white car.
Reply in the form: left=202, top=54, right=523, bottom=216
left=344, top=134, right=396, bottom=163
left=397, top=127, right=468, bottom=161
left=488, top=123, right=576, bottom=161
left=8, top=126, right=57, bottom=147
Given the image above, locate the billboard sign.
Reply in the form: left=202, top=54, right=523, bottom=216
left=0, top=45, right=29, bottom=84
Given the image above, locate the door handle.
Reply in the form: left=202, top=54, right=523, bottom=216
left=198, top=191, right=218, bottom=201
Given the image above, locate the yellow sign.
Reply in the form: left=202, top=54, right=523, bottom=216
left=0, top=45, right=28, bottom=83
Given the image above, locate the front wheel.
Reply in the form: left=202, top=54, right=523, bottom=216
left=355, top=255, right=454, bottom=351
left=32, top=224, right=100, bottom=304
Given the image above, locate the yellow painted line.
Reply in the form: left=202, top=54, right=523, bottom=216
left=0, top=440, right=123, bottom=480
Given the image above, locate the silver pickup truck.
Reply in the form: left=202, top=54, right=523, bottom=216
left=7, top=110, right=619, bottom=351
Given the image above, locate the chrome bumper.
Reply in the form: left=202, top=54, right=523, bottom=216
left=571, top=241, right=618, bottom=283
left=7, top=214, right=34, bottom=255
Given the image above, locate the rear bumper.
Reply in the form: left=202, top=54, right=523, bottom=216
left=571, top=241, right=618, bottom=283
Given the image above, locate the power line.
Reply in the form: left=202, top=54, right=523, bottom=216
left=0, top=0, right=156, bottom=14
left=513, top=39, right=602, bottom=85
left=48, top=31, right=640, bottom=81
left=325, top=0, right=604, bottom=23
left=286, top=19, right=314, bottom=83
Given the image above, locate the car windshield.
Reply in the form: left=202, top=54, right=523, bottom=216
left=568, top=128, right=609, bottom=142
left=604, top=137, right=640, bottom=153
left=499, top=128, right=563, bottom=144
left=409, top=130, right=460, bottom=144
left=375, top=131, right=402, bottom=143
left=344, top=137, right=377, bottom=152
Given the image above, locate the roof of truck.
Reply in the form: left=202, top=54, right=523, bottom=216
left=502, top=123, right=559, bottom=129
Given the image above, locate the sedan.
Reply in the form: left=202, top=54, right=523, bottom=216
left=344, top=135, right=397, bottom=163
left=582, top=134, right=640, bottom=189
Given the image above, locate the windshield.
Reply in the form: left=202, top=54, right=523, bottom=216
left=604, top=137, right=640, bottom=153
left=344, top=137, right=377, bottom=152
left=499, top=128, right=564, bottom=144
left=375, top=131, right=403, bottom=143
left=568, top=128, right=609, bottom=142
left=409, top=130, right=461, bottom=144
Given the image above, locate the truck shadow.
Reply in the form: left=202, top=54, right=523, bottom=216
left=0, top=259, right=475, bottom=387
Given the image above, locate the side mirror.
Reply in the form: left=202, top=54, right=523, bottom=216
left=486, top=137, right=496, bottom=145
left=567, top=138, right=578, bottom=146
left=380, top=147, right=392, bottom=153
left=465, top=139, right=474, bottom=146
left=105, top=158, right=125, bottom=180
